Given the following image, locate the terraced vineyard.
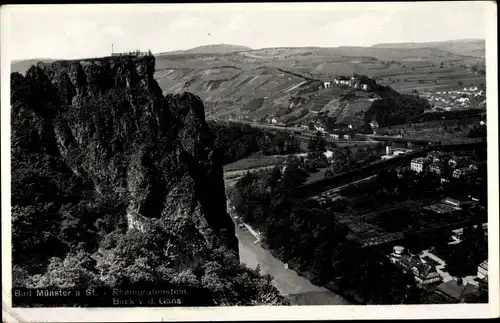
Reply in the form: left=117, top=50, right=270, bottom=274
left=12, top=41, right=485, bottom=125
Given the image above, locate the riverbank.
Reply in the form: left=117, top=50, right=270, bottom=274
left=230, top=207, right=353, bottom=305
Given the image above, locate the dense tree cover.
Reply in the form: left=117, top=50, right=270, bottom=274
left=304, top=151, right=329, bottom=173
left=364, top=94, right=431, bottom=126
left=259, top=132, right=301, bottom=156
left=356, top=123, right=375, bottom=134
left=229, top=159, right=421, bottom=304
left=208, top=121, right=301, bottom=164
left=468, top=125, right=487, bottom=138
left=435, top=224, right=488, bottom=277
left=339, top=169, right=442, bottom=211
left=10, top=65, right=287, bottom=306
left=208, top=122, right=264, bottom=164
left=410, top=109, right=484, bottom=123
left=307, top=131, right=326, bottom=151
left=324, top=145, right=384, bottom=178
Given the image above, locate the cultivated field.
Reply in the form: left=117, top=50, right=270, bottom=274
left=11, top=40, right=486, bottom=126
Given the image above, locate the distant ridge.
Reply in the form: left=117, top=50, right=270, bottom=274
left=158, top=44, right=253, bottom=56
left=371, top=39, right=485, bottom=57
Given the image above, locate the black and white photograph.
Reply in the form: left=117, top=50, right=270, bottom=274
left=1, top=2, right=498, bottom=321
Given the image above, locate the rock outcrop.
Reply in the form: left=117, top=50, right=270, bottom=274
left=12, top=54, right=238, bottom=254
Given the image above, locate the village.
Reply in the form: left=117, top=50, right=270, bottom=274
left=419, top=86, right=486, bottom=111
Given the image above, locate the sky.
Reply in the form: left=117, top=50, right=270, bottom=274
left=3, top=2, right=492, bottom=60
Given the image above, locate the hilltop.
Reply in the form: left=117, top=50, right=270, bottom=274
left=160, top=44, right=253, bottom=55
left=372, top=39, right=485, bottom=58
left=11, top=40, right=485, bottom=124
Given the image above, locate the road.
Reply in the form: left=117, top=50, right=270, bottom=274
left=226, top=197, right=351, bottom=304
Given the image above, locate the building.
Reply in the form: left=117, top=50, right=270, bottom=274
left=411, top=157, right=429, bottom=173
left=448, top=156, right=467, bottom=169
left=111, top=49, right=152, bottom=57
left=271, top=117, right=278, bottom=124
left=369, top=119, right=379, bottom=129
left=323, top=81, right=331, bottom=89
left=427, top=151, right=443, bottom=163
left=442, top=197, right=467, bottom=209
left=343, top=133, right=351, bottom=139
left=477, top=260, right=488, bottom=279
left=315, top=125, right=326, bottom=133
left=324, top=150, right=334, bottom=159
left=429, top=162, right=444, bottom=175
left=361, top=84, right=369, bottom=91
left=390, top=246, right=406, bottom=263
left=330, top=133, right=340, bottom=139
left=396, top=253, right=442, bottom=285
left=453, top=167, right=474, bottom=179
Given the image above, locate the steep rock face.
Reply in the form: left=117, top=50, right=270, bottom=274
left=17, top=55, right=238, bottom=254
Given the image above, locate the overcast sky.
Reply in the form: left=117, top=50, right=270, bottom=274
left=3, top=2, right=491, bottom=60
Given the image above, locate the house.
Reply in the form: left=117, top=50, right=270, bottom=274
left=427, top=151, right=444, bottom=163
left=468, top=164, right=478, bottom=172
left=330, top=133, right=340, bottom=139
left=442, top=197, right=469, bottom=209
left=448, top=159, right=458, bottom=168
left=396, top=254, right=442, bottom=285
left=324, top=150, right=334, bottom=159
left=271, top=117, right=278, bottom=124
left=343, top=133, right=351, bottom=140
left=451, top=228, right=464, bottom=242
left=411, top=157, right=429, bottom=173
left=335, top=76, right=350, bottom=86
left=429, top=162, right=444, bottom=175
left=361, top=84, right=369, bottom=91
left=315, top=125, right=326, bottom=133
left=453, top=167, right=474, bottom=179
left=369, top=119, right=379, bottom=129
left=390, top=246, right=406, bottom=263
left=477, top=260, right=488, bottom=279
left=323, top=81, right=331, bottom=89
left=386, top=145, right=393, bottom=156
left=441, top=197, right=461, bottom=208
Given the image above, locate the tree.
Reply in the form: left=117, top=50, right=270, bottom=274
left=307, top=132, right=326, bottom=152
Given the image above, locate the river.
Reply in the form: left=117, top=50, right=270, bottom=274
left=229, top=206, right=352, bottom=305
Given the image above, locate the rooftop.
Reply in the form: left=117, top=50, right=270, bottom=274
left=479, top=260, right=488, bottom=271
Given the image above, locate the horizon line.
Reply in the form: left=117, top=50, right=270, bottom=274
left=11, top=37, right=486, bottom=62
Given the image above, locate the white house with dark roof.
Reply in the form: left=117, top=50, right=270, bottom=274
left=477, top=260, right=488, bottom=279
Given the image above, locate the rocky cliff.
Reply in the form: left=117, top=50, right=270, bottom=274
left=27, top=55, right=238, bottom=253
left=12, top=55, right=290, bottom=306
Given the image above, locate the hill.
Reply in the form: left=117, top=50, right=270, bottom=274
left=160, top=44, right=252, bottom=55
left=11, top=42, right=485, bottom=124
left=372, top=39, right=485, bottom=58
left=11, top=59, right=55, bottom=75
